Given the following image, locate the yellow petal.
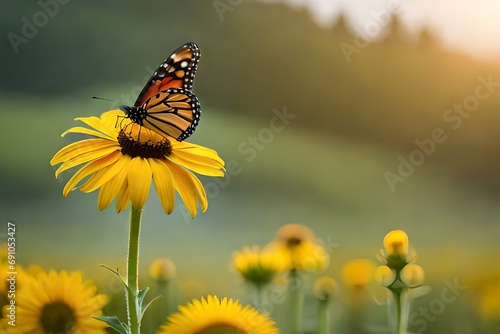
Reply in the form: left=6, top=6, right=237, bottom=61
left=55, top=143, right=119, bottom=178
left=51, top=139, right=115, bottom=165
left=384, top=230, right=409, bottom=257
left=61, top=126, right=116, bottom=141
left=127, top=157, right=152, bottom=210
left=115, top=179, right=129, bottom=213
left=80, top=154, right=129, bottom=193
left=99, top=109, right=127, bottom=124
left=98, top=156, right=131, bottom=210
left=172, top=141, right=225, bottom=164
left=168, top=152, right=224, bottom=177
left=74, top=110, right=125, bottom=138
left=166, top=160, right=207, bottom=218
left=166, top=162, right=196, bottom=217
left=191, top=173, right=208, bottom=213
left=62, top=151, right=122, bottom=197
left=149, top=158, right=175, bottom=215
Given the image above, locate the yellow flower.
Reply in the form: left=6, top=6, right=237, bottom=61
left=0, top=264, right=34, bottom=313
left=157, top=294, right=279, bottom=334
left=341, top=259, right=375, bottom=288
left=400, top=264, right=424, bottom=287
left=266, top=224, right=329, bottom=272
left=341, top=259, right=375, bottom=307
left=50, top=110, right=225, bottom=217
left=313, top=276, right=338, bottom=300
left=149, top=258, right=176, bottom=282
left=374, top=265, right=395, bottom=286
left=0, top=243, right=7, bottom=264
left=233, top=246, right=287, bottom=287
left=477, top=280, right=500, bottom=321
left=469, top=273, right=500, bottom=321
left=2, top=270, right=108, bottom=333
left=383, top=230, right=409, bottom=257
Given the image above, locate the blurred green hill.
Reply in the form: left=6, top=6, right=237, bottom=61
left=1, top=0, right=500, bottom=195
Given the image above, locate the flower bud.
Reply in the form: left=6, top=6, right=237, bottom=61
left=314, top=276, right=338, bottom=300
left=149, top=258, right=176, bottom=282
left=401, top=264, right=424, bottom=287
left=383, top=230, right=409, bottom=257
left=375, top=265, right=395, bottom=286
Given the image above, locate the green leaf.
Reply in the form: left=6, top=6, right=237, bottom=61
left=136, top=287, right=161, bottom=319
left=100, top=264, right=136, bottom=299
left=99, top=264, right=138, bottom=329
left=141, top=295, right=162, bottom=318
left=100, top=264, right=126, bottom=285
left=94, top=316, right=129, bottom=334
left=137, top=287, right=150, bottom=306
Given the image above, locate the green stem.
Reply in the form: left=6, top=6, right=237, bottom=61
left=253, top=284, right=263, bottom=312
left=290, top=270, right=303, bottom=334
left=318, top=298, right=329, bottom=334
left=392, top=288, right=409, bottom=334
left=157, top=280, right=170, bottom=327
left=127, top=208, right=142, bottom=334
left=394, top=290, right=402, bottom=334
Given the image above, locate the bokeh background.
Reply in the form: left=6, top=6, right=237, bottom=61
left=1, top=0, right=500, bottom=332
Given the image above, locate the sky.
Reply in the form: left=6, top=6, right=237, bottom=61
left=261, top=0, right=500, bottom=60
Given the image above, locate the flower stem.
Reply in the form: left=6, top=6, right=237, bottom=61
left=253, top=284, right=263, bottom=312
left=392, top=288, right=409, bottom=334
left=290, top=270, right=303, bottom=334
left=155, top=280, right=169, bottom=330
left=127, top=208, right=142, bottom=334
left=317, top=298, right=329, bottom=334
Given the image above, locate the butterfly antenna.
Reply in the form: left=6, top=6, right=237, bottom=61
left=92, top=96, right=117, bottom=103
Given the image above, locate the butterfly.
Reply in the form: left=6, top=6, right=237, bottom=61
left=119, top=42, right=201, bottom=141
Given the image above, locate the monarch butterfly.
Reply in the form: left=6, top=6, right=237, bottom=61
left=119, top=42, right=201, bottom=141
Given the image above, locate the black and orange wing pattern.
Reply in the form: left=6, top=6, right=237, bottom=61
left=121, top=42, right=202, bottom=141
left=135, top=42, right=200, bottom=106
left=140, top=88, right=201, bottom=141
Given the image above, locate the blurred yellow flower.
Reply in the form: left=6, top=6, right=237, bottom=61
left=313, top=276, right=338, bottom=300
left=478, top=283, right=500, bottom=321
left=149, top=258, right=176, bottom=282
left=0, top=243, right=7, bottom=264
left=341, top=259, right=375, bottom=307
left=375, top=265, right=395, bottom=286
left=1, top=270, right=108, bottom=333
left=470, top=273, right=500, bottom=321
left=266, top=224, right=329, bottom=272
left=50, top=110, right=224, bottom=217
left=0, top=264, right=34, bottom=312
left=234, top=246, right=287, bottom=287
left=383, top=230, right=409, bottom=257
left=341, top=259, right=375, bottom=288
left=157, top=294, right=279, bottom=334
left=400, top=264, right=424, bottom=287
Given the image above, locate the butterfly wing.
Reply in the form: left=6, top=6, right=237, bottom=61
left=141, top=88, right=201, bottom=141
left=135, top=42, right=200, bottom=107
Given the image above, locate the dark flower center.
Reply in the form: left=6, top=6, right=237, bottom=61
left=287, top=237, right=303, bottom=248
left=195, top=324, right=242, bottom=334
left=118, top=129, right=172, bottom=158
left=40, top=301, right=76, bottom=334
